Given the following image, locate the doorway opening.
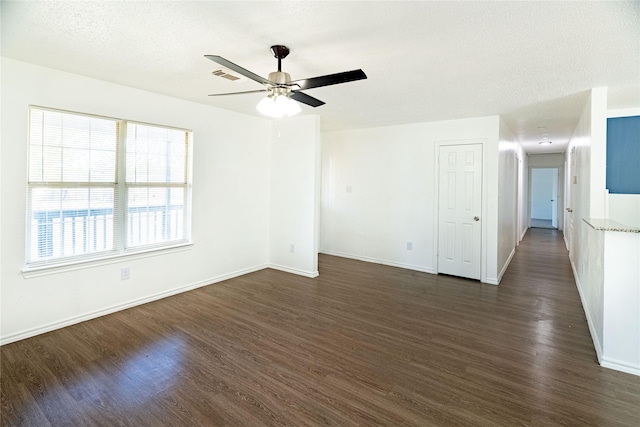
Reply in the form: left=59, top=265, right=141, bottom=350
left=530, top=168, right=558, bottom=229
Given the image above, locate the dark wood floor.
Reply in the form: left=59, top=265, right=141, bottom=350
left=2, top=229, right=639, bottom=426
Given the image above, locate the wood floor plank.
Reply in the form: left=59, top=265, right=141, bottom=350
left=2, top=228, right=639, bottom=426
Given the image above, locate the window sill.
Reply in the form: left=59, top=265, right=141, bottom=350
left=22, top=242, right=194, bottom=279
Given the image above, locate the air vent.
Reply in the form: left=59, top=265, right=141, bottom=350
left=212, top=68, right=242, bottom=81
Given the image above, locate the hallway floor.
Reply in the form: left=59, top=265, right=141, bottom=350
left=531, top=218, right=556, bottom=229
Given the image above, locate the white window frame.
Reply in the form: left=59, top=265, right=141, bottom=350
left=24, top=106, right=193, bottom=274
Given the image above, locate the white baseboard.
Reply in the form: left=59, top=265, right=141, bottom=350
left=601, top=358, right=640, bottom=376
left=0, top=263, right=269, bottom=346
left=520, top=227, right=528, bottom=242
left=496, top=247, right=516, bottom=284
left=320, top=250, right=499, bottom=283
left=319, top=250, right=436, bottom=274
left=268, top=264, right=319, bottom=278
left=570, top=258, right=604, bottom=364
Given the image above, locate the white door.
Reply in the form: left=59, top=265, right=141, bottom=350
left=438, top=144, right=482, bottom=280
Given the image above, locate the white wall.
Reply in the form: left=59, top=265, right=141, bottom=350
left=583, top=223, right=605, bottom=360
left=269, top=116, right=321, bottom=277
left=608, top=194, right=640, bottom=227
left=590, top=89, right=609, bottom=218
left=582, top=222, right=640, bottom=376
left=602, top=230, right=640, bottom=373
left=529, top=154, right=566, bottom=168
left=566, top=87, right=608, bottom=363
left=497, top=118, right=523, bottom=281
left=320, top=115, right=502, bottom=283
left=0, top=58, right=272, bottom=344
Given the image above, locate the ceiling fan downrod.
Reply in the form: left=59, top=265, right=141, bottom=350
left=270, top=45, right=290, bottom=72
left=267, top=45, right=292, bottom=85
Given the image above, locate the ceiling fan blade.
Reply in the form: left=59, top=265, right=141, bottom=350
left=208, top=89, right=266, bottom=97
left=205, top=55, right=272, bottom=85
left=291, top=69, right=367, bottom=90
left=290, top=91, right=325, bottom=107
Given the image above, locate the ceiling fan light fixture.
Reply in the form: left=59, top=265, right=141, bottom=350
left=285, top=96, right=301, bottom=116
left=256, top=93, right=300, bottom=118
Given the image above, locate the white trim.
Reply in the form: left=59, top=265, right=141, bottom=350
left=1, top=263, right=268, bottom=346
left=320, top=250, right=435, bottom=274
left=25, top=107, right=193, bottom=272
left=29, top=104, right=193, bottom=132
left=497, top=247, right=516, bottom=284
left=434, top=139, right=486, bottom=282
left=528, top=165, right=565, bottom=232
left=520, top=226, right=528, bottom=242
left=607, top=108, right=640, bottom=118
left=483, top=277, right=499, bottom=285
left=600, top=358, right=640, bottom=376
left=268, top=263, right=319, bottom=278
left=22, top=242, right=194, bottom=278
left=571, top=258, right=604, bottom=363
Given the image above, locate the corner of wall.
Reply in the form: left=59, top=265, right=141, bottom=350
left=590, top=87, right=608, bottom=218
left=268, top=115, right=321, bottom=278
left=566, top=87, right=610, bottom=370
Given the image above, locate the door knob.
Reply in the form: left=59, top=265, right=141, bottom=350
left=474, top=216, right=480, bottom=221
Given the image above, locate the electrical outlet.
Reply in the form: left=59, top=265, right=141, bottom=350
left=290, top=244, right=295, bottom=253
left=121, top=267, right=130, bottom=281
left=406, top=242, right=413, bottom=250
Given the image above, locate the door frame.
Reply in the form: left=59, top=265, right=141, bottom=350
left=528, top=166, right=562, bottom=230
left=527, top=165, right=565, bottom=231
left=516, top=154, right=524, bottom=245
left=566, top=148, right=576, bottom=255
left=434, top=139, right=488, bottom=283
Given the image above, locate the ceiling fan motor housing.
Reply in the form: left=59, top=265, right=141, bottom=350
left=268, top=71, right=292, bottom=85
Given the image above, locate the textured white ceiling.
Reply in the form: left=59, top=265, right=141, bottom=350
left=2, top=1, right=639, bottom=154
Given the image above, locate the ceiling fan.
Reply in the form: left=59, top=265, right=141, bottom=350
left=205, top=45, right=367, bottom=117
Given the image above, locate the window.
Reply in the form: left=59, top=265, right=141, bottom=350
left=26, top=107, right=191, bottom=269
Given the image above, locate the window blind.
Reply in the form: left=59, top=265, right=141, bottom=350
left=125, top=123, right=189, bottom=249
left=26, top=107, right=191, bottom=268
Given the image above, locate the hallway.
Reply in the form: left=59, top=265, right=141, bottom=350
left=1, top=229, right=639, bottom=426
